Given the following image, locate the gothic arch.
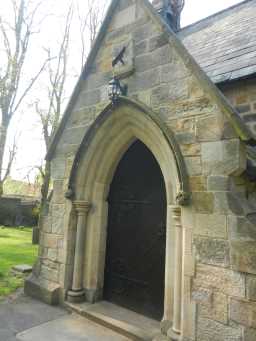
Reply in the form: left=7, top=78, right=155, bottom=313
left=66, top=97, right=191, bottom=336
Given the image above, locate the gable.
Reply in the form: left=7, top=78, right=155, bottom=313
left=47, top=0, right=255, bottom=163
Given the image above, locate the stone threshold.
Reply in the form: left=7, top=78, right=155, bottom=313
left=64, top=300, right=161, bottom=340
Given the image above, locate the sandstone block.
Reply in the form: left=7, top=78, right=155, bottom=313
left=228, top=215, right=256, bottom=241
left=51, top=157, right=66, bottom=180
left=246, top=275, right=256, bottom=301
left=230, top=299, right=256, bottom=328
left=198, top=292, right=228, bottom=324
left=43, top=233, right=58, bottom=249
left=214, top=192, right=244, bottom=215
left=51, top=205, right=65, bottom=235
left=244, top=328, right=256, bottom=341
left=196, top=115, right=224, bottom=142
left=193, top=264, right=245, bottom=298
left=41, top=265, right=59, bottom=283
left=189, top=176, right=207, bottom=191
left=207, top=176, right=231, bottom=191
left=24, top=275, right=60, bottom=305
left=194, top=237, right=230, bottom=267
left=197, top=317, right=242, bottom=341
left=231, top=241, right=256, bottom=275
left=184, top=156, right=202, bottom=176
left=180, top=143, right=201, bottom=157
left=201, top=139, right=246, bottom=176
left=193, top=192, right=214, bottom=214
left=195, top=214, right=227, bottom=239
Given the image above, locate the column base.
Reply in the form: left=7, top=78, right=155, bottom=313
left=67, top=289, right=85, bottom=303
left=167, top=328, right=181, bottom=341
left=167, top=329, right=182, bottom=341
left=160, top=320, right=172, bottom=335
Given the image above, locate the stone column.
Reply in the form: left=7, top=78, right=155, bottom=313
left=161, top=205, right=175, bottom=335
left=67, top=200, right=90, bottom=303
left=170, top=205, right=183, bottom=336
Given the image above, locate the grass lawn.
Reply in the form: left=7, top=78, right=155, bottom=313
left=0, top=227, right=38, bottom=299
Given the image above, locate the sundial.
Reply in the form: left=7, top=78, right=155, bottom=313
left=111, top=39, right=135, bottom=79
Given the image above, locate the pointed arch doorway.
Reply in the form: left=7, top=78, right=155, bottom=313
left=104, top=140, right=167, bottom=320
left=66, top=98, right=192, bottom=335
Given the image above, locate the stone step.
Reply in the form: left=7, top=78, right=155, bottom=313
left=64, top=300, right=161, bottom=341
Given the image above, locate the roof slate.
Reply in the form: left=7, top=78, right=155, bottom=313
left=179, top=0, right=256, bottom=83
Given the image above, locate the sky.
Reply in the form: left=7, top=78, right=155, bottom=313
left=2, top=0, right=243, bottom=182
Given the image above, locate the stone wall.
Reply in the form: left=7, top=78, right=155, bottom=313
left=28, top=1, right=256, bottom=340
left=0, top=196, right=38, bottom=226
left=220, top=78, right=256, bottom=136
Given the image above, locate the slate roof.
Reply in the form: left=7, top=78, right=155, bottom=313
left=179, top=0, right=256, bottom=84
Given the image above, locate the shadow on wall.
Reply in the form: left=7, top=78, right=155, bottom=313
left=0, top=196, right=39, bottom=227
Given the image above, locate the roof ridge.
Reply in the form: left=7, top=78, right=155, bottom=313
left=179, top=0, right=253, bottom=36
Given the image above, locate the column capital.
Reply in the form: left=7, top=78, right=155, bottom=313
left=73, top=200, right=91, bottom=214
left=169, top=205, right=181, bottom=217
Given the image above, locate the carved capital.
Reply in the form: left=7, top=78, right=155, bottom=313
left=170, top=205, right=182, bottom=228
left=176, top=191, right=190, bottom=206
left=73, top=201, right=91, bottom=215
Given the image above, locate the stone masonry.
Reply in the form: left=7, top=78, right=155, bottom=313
left=25, top=1, right=256, bottom=340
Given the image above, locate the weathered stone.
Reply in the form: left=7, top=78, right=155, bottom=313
left=135, top=45, right=173, bottom=73
left=228, top=215, right=256, bottom=241
left=24, top=275, right=60, bottom=305
left=43, top=233, right=58, bottom=249
left=149, top=33, right=169, bottom=51
left=12, top=264, right=32, bottom=274
left=193, top=264, right=245, bottom=298
left=184, top=157, right=202, bottom=176
left=231, top=241, right=256, bottom=275
left=189, top=176, right=207, bottom=191
left=246, top=275, right=256, bottom=301
left=193, top=192, right=214, bottom=214
left=48, top=248, right=58, bottom=262
left=180, top=143, right=201, bottom=157
left=192, top=287, right=213, bottom=305
left=198, top=292, right=228, bottom=324
left=244, top=328, right=256, bottom=341
left=51, top=205, right=65, bottom=235
left=214, top=192, right=244, bottom=215
left=197, top=317, right=242, bottom=341
left=194, top=237, right=230, bottom=267
left=195, top=214, right=227, bottom=239
left=52, top=181, right=64, bottom=204
left=207, top=176, right=231, bottom=191
left=176, top=132, right=196, bottom=145
left=134, top=40, right=147, bottom=55
left=201, top=139, right=246, bottom=176
left=196, top=115, right=224, bottom=142
left=41, top=265, right=59, bottom=283
left=51, top=157, right=66, bottom=180
left=230, top=299, right=256, bottom=328
left=61, top=126, right=86, bottom=145
left=68, top=107, right=96, bottom=128
left=111, top=4, right=136, bottom=30
left=75, top=89, right=101, bottom=109
left=129, top=68, right=160, bottom=91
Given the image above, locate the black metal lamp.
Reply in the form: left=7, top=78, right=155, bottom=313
left=108, top=76, right=127, bottom=103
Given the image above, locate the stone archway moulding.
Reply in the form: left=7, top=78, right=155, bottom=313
left=66, top=97, right=191, bottom=339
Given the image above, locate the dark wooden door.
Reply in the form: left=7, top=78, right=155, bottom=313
left=104, top=140, right=166, bottom=320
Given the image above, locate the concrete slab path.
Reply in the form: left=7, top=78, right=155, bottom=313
left=0, top=294, right=130, bottom=341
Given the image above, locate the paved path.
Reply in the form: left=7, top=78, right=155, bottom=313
left=0, top=294, right=130, bottom=341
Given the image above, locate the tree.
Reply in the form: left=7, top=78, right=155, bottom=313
left=0, top=0, right=47, bottom=196
left=35, top=0, right=107, bottom=211
left=35, top=3, right=74, bottom=211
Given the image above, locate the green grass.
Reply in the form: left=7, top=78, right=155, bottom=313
left=0, top=227, right=38, bottom=299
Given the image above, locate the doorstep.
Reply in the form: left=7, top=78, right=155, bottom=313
left=64, top=300, right=161, bottom=341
